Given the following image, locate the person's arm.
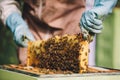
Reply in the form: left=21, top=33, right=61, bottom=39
left=0, top=0, right=35, bottom=47
left=0, top=0, right=21, bottom=24
left=80, top=0, right=118, bottom=39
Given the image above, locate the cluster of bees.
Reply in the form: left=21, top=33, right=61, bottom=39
left=27, top=33, right=89, bottom=73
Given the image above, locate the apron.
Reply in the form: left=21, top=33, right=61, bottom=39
left=18, top=0, right=86, bottom=64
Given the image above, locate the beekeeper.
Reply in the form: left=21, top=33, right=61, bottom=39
left=0, top=0, right=117, bottom=65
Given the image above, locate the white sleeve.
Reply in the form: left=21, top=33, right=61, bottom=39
left=0, top=0, right=22, bottom=25
left=86, top=0, right=94, bottom=10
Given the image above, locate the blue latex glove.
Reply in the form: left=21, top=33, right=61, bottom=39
left=6, top=13, right=35, bottom=47
left=80, top=0, right=117, bottom=39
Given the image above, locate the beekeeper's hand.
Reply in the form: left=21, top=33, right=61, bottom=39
left=80, top=0, right=117, bottom=39
left=6, top=13, right=35, bottom=47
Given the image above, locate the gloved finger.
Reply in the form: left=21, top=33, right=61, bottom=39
left=88, top=11, right=103, bottom=26
left=89, top=32, right=95, bottom=42
left=21, top=35, right=34, bottom=47
left=80, top=24, right=95, bottom=42
left=84, top=16, right=103, bottom=30
left=80, top=21, right=89, bottom=40
left=21, top=30, right=35, bottom=47
left=25, top=30, right=35, bottom=41
left=14, top=26, right=35, bottom=47
left=82, top=20, right=102, bottom=33
left=81, top=26, right=89, bottom=40
left=85, top=24, right=102, bottom=33
left=85, top=18, right=103, bottom=30
left=80, top=17, right=103, bottom=33
left=83, top=11, right=103, bottom=30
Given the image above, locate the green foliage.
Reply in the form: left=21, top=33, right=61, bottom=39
left=116, top=0, right=120, bottom=8
left=96, top=8, right=120, bottom=69
left=0, top=22, right=19, bottom=65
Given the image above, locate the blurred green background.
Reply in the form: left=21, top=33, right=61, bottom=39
left=96, top=8, right=120, bottom=69
left=0, top=1, right=120, bottom=69
left=96, top=1, right=120, bottom=69
left=0, top=22, right=18, bottom=64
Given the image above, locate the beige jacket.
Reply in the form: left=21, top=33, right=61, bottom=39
left=0, top=0, right=86, bottom=64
